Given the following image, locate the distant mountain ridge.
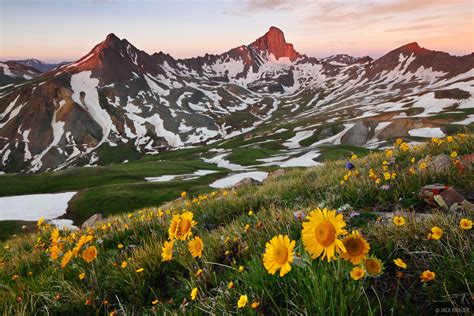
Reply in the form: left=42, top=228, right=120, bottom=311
left=9, top=59, right=70, bottom=73
left=0, top=26, right=473, bottom=173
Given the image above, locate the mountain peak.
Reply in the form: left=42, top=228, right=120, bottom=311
left=102, top=33, right=123, bottom=48
left=396, top=42, right=426, bottom=54
left=249, top=26, right=299, bottom=61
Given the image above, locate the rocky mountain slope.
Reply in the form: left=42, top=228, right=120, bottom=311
left=0, top=26, right=473, bottom=173
left=7, top=59, right=69, bottom=73
left=0, top=61, right=41, bottom=86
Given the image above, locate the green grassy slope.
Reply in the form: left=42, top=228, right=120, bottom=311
left=0, top=134, right=472, bottom=314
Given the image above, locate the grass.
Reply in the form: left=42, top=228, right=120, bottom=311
left=0, top=133, right=472, bottom=314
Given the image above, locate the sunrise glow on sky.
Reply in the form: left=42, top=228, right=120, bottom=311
left=1, top=0, right=473, bottom=62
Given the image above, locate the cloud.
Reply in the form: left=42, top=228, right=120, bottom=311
left=245, top=0, right=288, bottom=10
left=385, top=24, right=441, bottom=32
left=366, top=0, right=465, bottom=15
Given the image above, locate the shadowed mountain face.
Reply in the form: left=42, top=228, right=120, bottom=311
left=0, top=26, right=473, bottom=173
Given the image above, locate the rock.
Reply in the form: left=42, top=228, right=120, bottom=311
left=266, top=168, right=285, bottom=180
left=461, top=200, right=474, bottom=213
left=233, top=177, right=261, bottom=189
left=81, top=213, right=102, bottom=229
left=341, top=121, right=369, bottom=146
left=439, top=187, right=466, bottom=206
left=431, top=154, right=452, bottom=173
left=458, top=153, right=474, bottom=172
left=419, top=184, right=448, bottom=206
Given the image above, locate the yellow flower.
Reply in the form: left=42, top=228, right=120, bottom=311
left=168, top=211, right=196, bottom=240
left=428, top=226, right=443, bottom=240
left=195, top=269, right=203, bottom=277
left=238, top=265, right=244, bottom=272
left=263, top=235, right=296, bottom=277
left=50, top=245, right=60, bottom=261
left=251, top=301, right=260, bottom=309
left=188, top=236, right=203, bottom=258
left=350, top=266, right=365, bottom=280
left=181, top=191, right=187, bottom=198
left=419, top=162, right=427, bottom=170
left=152, top=299, right=159, bottom=305
left=411, top=157, right=416, bottom=163
left=446, top=136, right=453, bottom=142
left=385, top=149, right=393, bottom=158
left=161, top=240, right=174, bottom=262
left=191, top=287, right=198, bottom=301
left=117, top=244, right=124, bottom=249
left=121, top=261, right=128, bottom=269
left=393, top=216, right=405, bottom=227
left=248, top=210, right=254, bottom=216
left=460, top=218, right=472, bottom=230
left=395, top=138, right=403, bottom=145
left=364, top=257, right=383, bottom=277
left=393, top=258, right=407, bottom=269
left=37, top=217, right=45, bottom=227
left=338, top=231, right=370, bottom=265
left=79, top=272, right=86, bottom=280
left=351, top=154, right=357, bottom=160
left=420, top=270, right=435, bottom=282
left=136, top=268, right=144, bottom=273
left=383, top=172, right=391, bottom=180
left=228, top=280, right=234, bottom=289
left=375, top=178, right=381, bottom=184
left=237, top=295, right=248, bottom=309
left=244, top=224, right=250, bottom=233
left=302, top=208, right=347, bottom=262
left=450, top=151, right=458, bottom=158
left=61, top=251, right=73, bottom=269
left=82, top=246, right=97, bottom=263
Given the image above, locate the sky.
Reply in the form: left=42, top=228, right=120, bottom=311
left=0, top=0, right=473, bottom=63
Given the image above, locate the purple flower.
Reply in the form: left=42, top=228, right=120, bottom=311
left=349, top=211, right=360, bottom=218
left=293, top=210, right=306, bottom=220
left=346, top=161, right=355, bottom=170
left=381, top=185, right=390, bottom=190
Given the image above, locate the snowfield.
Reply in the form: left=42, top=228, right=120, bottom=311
left=0, top=192, right=77, bottom=221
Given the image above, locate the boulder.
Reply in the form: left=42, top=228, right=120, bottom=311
left=439, top=187, right=466, bottom=206
left=267, top=168, right=285, bottom=180
left=81, top=213, right=102, bottom=229
left=340, top=121, right=369, bottom=146
left=233, top=177, right=261, bottom=189
left=458, top=153, right=474, bottom=172
left=431, top=154, right=452, bottom=173
left=419, top=184, right=448, bottom=206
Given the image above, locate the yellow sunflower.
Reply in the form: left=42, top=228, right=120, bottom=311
left=428, top=226, right=443, bottom=240
left=339, top=231, right=370, bottom=264
left=460, top=218, right=472, bottom=230
left=168, top=214, right=181, bottom=240
left=188, top=236, right=204, bottom=258
left=393, top=258, right=407, bottom=269
left=191, top=287, right=198, bottom=301
left=161, top=240, right=174, bottom=261
left=82, top=246, right=97, bottom=263
left=60, top=250, right=73, bottom=269
left=393, top=216, right=405, bottom=227
left=364, top=257, right=383, bottom=277
left=237, top=295, right=248, bottom=309
left=350, top=266, right=365, bottom=280
left=420, top=270, right=435, bottom=282
left=262, top=235, right=296, bottom=277
left=177, top=211, right=197, bottom=240
left=302, top=208, right=347, bottom=262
